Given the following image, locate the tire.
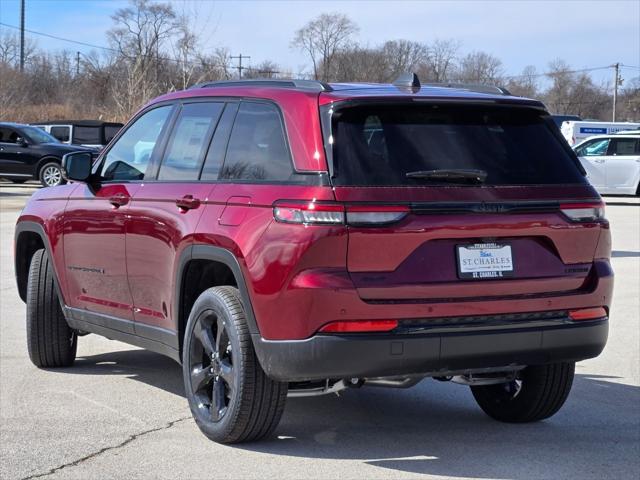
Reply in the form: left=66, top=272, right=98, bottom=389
left=182, top=286, right=287, bottom=444
left=471, top=362, right=575, bottom=423
left=10, top=178, right=28, bottom=184
left=38, top=161, right=64, bottom=187
left=26, top=249, right=77, bottom=368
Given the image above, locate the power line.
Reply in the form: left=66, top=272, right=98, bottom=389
left=0, top=21, right=117, bottom=53
left=1, top=21, right=638, bottom=83
left=503, top=65, right=613, bottom=80
left=0, top=21, right=212, bottom=69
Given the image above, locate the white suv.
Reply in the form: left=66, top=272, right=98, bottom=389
left=573, top=134, right=640, bottom=195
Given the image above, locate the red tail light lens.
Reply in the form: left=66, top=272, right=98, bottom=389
left=346, top=205, right=409, bottom=226
left=560, top=202, right=605, bottom=222
left=273, top=201, right=344, bottom=225
left=568, top=307, right=607, bottom=321
left=273, top=201, right=410, bottom=226
left=318, top=320, right=398, bottom=333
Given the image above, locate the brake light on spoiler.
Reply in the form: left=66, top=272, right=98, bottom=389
left=273, top=201, right=409, bottom=226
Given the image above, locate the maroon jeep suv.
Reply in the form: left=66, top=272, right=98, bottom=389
left=15, top=76, right=613, bottom=444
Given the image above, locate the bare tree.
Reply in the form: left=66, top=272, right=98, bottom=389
left=456, top=50, right=503, bottom=83
left=380, top=40, right=428, bottom=81
left=0, top=31, right=37, bottom=67
left=291, top=13, right=358, bottom=81
left=505, top=65, right=539, bottom=98
left=244, top=60, right=281, bottom=79
left=544, top=59, right=609, bottom=117
left=332, top=45, right=389, bottom=82
left=422, top=38, right=460, bottom=82
left=107, top=0, right=179, bottom=116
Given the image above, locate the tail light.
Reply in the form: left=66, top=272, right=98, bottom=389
left=273, top=201, right=344, bottom=225
left=560, top=202, right=605, bottom=222
left=568, top=307, right=607, bottom=321
left=318, top=319, right=398, bottom=333
left=273, top=201, right=409, bottom=226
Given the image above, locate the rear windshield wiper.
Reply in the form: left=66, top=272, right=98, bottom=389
left=405, top=169, right=487, bottom=184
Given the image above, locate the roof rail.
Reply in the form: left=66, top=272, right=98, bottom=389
left=189, top=78, right=333, bottom=92
left=424, top=82, right=512, bottom=96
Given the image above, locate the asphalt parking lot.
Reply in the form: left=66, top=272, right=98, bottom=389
left=1, top=181, right=638, bottom=480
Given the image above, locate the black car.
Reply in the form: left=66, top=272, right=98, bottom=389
left=0, top=122, right=95, bottom=187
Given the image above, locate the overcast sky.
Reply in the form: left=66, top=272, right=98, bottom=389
left=1, top=0, right=638, bottom=87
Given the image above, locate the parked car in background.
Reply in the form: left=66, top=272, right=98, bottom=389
left=550, top=114, right=581, bottom=129
left=561, top=120, right=640, bottom=146
left=0, top=122, right=95, bottom=187
left=573, top=134, right=640, bottom=195
left=32, top=120, right=123, bottom=149
left=14, top=77, right=612, bottom=444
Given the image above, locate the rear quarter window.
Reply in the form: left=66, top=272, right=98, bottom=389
left=219, top=102, right=293, bottom=182
left=330, top=104, right=588, bottom=187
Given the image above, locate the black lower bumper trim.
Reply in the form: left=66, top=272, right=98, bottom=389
left=253, top=320, right=608, bottom=382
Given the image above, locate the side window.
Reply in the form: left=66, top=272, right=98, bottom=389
left=157, top=102, right=223, bottom=181
left=0, top=127, right=19, bottom=143
left=0, top=127, right=21, bottom=144
left=50, top=126, right=70, bottom=143
left=200, top=103, right=238, bottom=181
left=74, top=126, right=101, bottom=145
left=100, top=106, right=172, bottom=182
left=220, top=102, right=292, bottom=181
left=610, top=138, right=638, bottom=156
left=577, top=139, right=609, bottom=156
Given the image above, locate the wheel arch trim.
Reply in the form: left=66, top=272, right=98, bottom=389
left=14, top=220, right=65, bottom=304
left=174, top=245, right=260, bottom=354
left=36, top=156, right=62, bottom=175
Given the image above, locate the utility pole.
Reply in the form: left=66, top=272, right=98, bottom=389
left=76, top=51, right=80, bottom=76
left=19, top=0, right=25, bottom=71
left=612, top=62, right=620, bottom=122
left=231, top=54, right=250, bottom=79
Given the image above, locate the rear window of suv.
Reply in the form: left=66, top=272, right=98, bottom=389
left=329, top=104, right=587, bottom=186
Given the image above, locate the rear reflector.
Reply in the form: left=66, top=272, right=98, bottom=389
left=560, top=202, right=605, bottom=222
left=318, top=320, right=398, bottom=333
left=568, top=307, right=607, bottom=321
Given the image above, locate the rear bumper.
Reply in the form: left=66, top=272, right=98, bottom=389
left=253, top=318, right=608, bottom=382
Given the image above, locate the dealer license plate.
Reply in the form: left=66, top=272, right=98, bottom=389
left=456, top=243, right=514, bottom=279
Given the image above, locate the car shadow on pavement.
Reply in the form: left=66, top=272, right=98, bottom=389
left=72, top=349, right=185, bottom=397
left=253, top=373, right=640, bottom=479
left=65, top=349, right=640, bottom=478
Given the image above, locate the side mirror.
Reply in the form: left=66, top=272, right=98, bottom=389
left=62, top=151, right=93, bottom=182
